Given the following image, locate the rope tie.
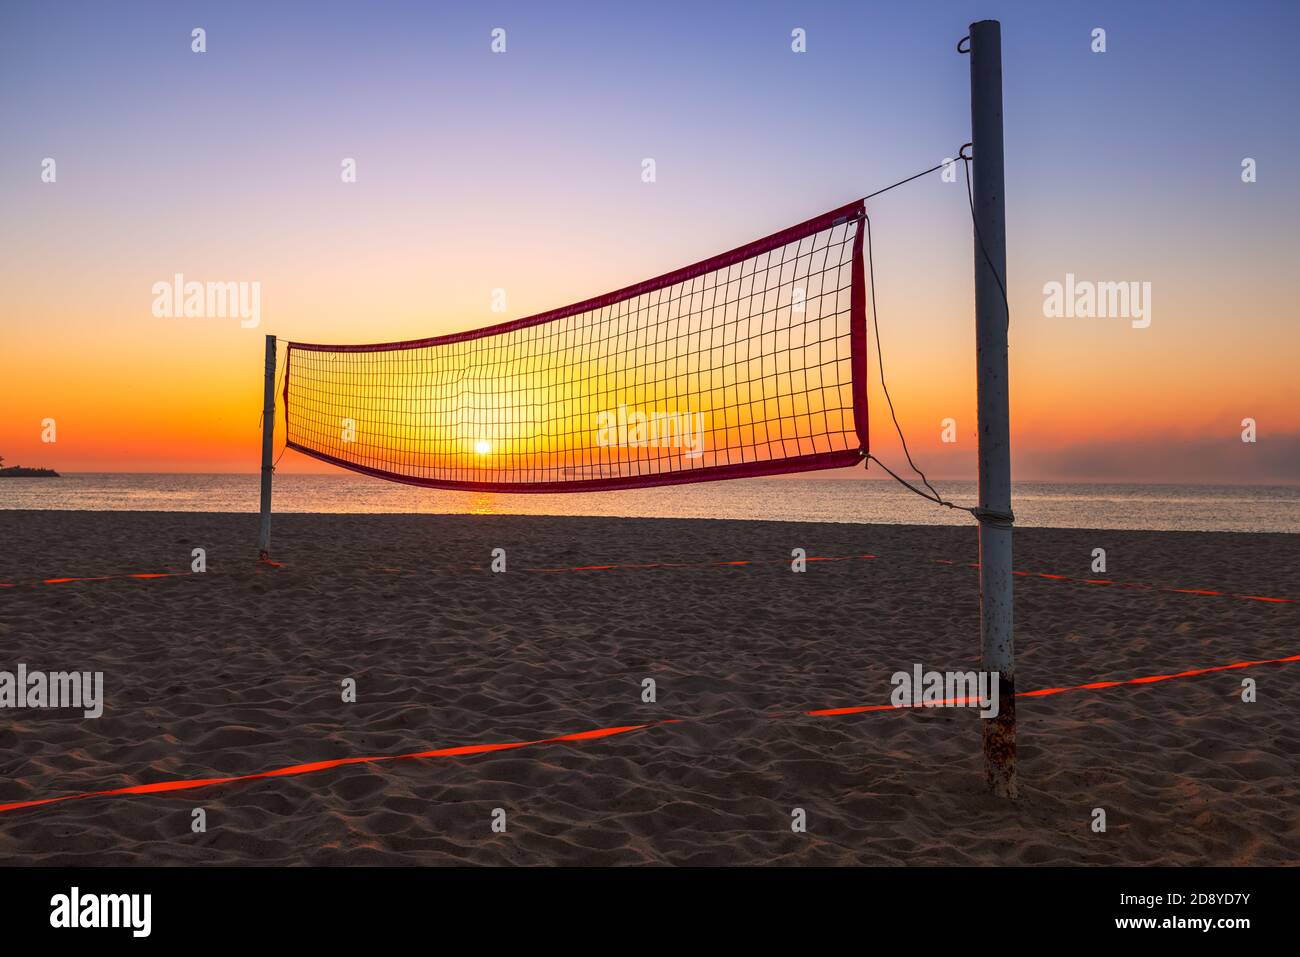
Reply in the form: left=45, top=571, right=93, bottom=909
left=971, top=506, right=1015, bottom=527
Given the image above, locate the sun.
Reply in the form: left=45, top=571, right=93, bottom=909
left=474, top=440, right=491, bottom=455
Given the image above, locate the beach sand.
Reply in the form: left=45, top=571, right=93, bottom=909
left=0, top=509, right=1296, bottom=865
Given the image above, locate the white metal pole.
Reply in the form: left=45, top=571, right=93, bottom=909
left=969, top=19, right=1016, bottom=797
left=258, top=334, right=276, bottom=561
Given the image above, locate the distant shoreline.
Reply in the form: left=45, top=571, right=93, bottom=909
left=1, top=474, right=1297, bottom=534
left=0, top=467, right=59, bottom=478
left=0, top=509, right=1298, bottom=539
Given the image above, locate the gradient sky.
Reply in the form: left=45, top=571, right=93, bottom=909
left=2, top=0, right=1297, bottom=484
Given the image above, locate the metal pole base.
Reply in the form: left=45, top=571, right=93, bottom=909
left=982, top=674, right=1017, bottom=798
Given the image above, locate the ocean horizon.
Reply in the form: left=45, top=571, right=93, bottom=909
left=3, top=472, right=1298, bottom=533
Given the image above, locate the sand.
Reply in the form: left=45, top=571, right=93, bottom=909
left=0, top=509, right=1296, bottom=866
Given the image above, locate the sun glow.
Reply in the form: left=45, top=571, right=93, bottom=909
left=474, top=440, right=491, bottom=455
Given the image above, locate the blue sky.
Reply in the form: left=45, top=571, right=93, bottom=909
left=2, top=1, right=1297, bottom=480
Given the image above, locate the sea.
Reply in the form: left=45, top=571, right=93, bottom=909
left=2, top=473, right=1298, bottom=533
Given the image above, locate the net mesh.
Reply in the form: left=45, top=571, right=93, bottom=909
left=284, top=200, right=869, bottom=492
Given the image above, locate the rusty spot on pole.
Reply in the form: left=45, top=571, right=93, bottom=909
left=983, top=672, right=1017, bottom=797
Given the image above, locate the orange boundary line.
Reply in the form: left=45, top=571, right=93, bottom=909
left=7, top=551, right=1288, bottom=604
left=0, top=722, right=677, bottom=815
left=1, top=653, right=1295, bottom=817
left=806, top=652, right=1300, bottom=715
left=0, top=571, right=194, bottom=587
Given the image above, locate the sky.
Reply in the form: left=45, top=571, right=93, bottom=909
left=1, top=0, right=1297, bottom=484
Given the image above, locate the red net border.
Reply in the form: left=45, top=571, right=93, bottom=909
left=283, top=198, right=869, bottom=493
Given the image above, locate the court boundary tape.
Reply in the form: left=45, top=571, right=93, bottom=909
left=0, top=552, right=1292, bottom=603
left=1, top=651, right=1295, bottom=817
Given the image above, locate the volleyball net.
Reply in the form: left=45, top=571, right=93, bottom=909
left=283, top=200, right=869, bottom=492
